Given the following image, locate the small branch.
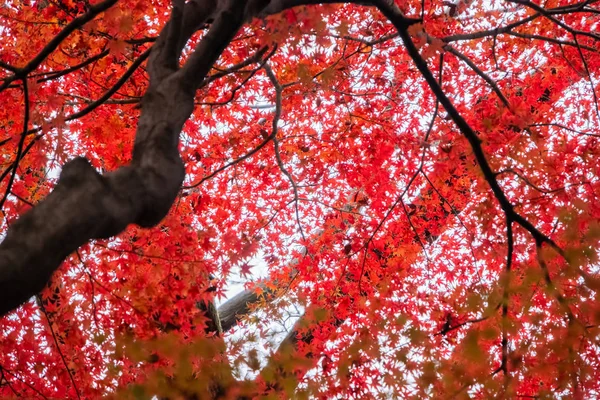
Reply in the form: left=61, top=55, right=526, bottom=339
left=37, top=295, right=81, bottom=400
left=305, top=30, right=399, bottom=46
left=203, top=45, right=270, bottom=85
left=529, top=123, right=600, bottom=138
left=357, top=54, right=445, bottom=287
left=0, top=79, right=30, bottom=212
left=197, top=46, right=275, bottom=106
left=264, top=63, right=305, bottom=241
left=0, top=366, right=49, bottom=399
left=506, top=31, right=598, bottom=53
left=184, top=49, right=278, bottom=189
left=421, top=171, right=480, bottom=270
left=573, top=35, right=600, bottom=122
left=65, top=49, right=150, bottom=122
left=357, top=165, right=421, bottom=291
left=75, top=250, right=100, bottom=329
left=60, top=93, right=141, bottom=105
left=495, top=168, right=556, bottom=194
left=0, top=0, right=118, bottom=92
left=507, top=0, right=600, bottom=42
left=10, top=191, right=34, bottom=207
left=34, top=49, right=110, bottom=83
left=183, top=128, right=276, bottom=189
left=0, top=365, right=19, bottom=397
left=0, top=61, right=18, bottom=73
left=445, top=45, right=510, bottom=109
left=442, top=14, right=540, bottom=42
left=434, top=307, right=499, bottom=336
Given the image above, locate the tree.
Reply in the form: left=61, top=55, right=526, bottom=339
left=0, top=0, right=598, bottom=397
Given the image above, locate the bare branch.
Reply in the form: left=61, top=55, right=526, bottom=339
left=218, top=285, right=268, bottom=332
left=374, top=0, right=564, bottom=255
left=66, top=49, right=150, bottom=122
left=444, top=45, right=511, bottom=109
left=0, top=0, right=118, bottom=92
left=0, top=79, right=30, bottom=212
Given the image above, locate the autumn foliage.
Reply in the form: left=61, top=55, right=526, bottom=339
left=0, top=0, right=599, bottom=398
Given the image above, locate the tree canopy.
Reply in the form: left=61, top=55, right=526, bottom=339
left=0, top=0, right=599, bottom=398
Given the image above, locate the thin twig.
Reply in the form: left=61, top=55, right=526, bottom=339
left=264, top=63, right=305, bottom=242
left=36, top=296, right=81, bottom=400
left=0, top=0, right=118, bottom=92
left=0, top=79, right=30, bottom=212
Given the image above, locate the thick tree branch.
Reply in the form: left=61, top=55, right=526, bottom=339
left=218, top=284, right=268, bottom=332
left=179, top=0, right=245, bottom=91
left=0, top=0, right=247, bottom=317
